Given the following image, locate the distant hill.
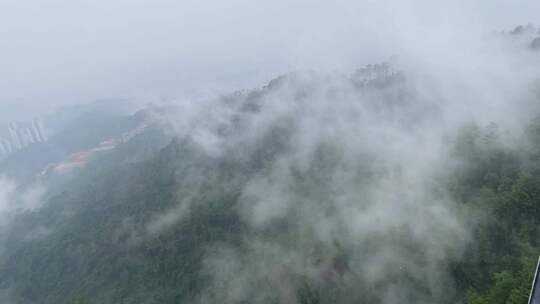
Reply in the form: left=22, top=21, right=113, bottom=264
left=0, top=104, right=172, bottom=185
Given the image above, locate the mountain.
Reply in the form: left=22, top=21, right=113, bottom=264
left=0, top=103, right=173, bottom=186
left=0, top=31, right=540, bottom=303
left=0, top=64, right=538, bottom=304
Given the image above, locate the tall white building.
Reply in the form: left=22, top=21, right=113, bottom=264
left=0, top=118, right=49, bottom=158
left=8, top=122, right=21, bottom=149
left=33, top=118, right=47, bottom=141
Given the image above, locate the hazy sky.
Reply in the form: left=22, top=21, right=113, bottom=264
left=0, top=0, right=538, bottom=116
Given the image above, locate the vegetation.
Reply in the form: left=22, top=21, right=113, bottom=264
left=0, top=70, right=539, bottom=304
left=451, top=122, right=540, bottom=304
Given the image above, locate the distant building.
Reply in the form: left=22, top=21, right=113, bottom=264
left=8, top=122, right=21, bottom=149
left=0, top=118, right=49, bottom=159
left=29, top=122, right=40, bottom=142
left=33, top=118, right=47, bottom=141
left=16, top=127, right=29, bottom=146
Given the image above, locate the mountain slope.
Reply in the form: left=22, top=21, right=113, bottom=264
left=0, top=66, right=539, bottom=304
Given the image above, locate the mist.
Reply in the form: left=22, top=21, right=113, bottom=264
left=1, top=0, right=538, bottom=115
left=168, top=43, right=538, bottom=302
left=0, top=0, right=540, bottom=303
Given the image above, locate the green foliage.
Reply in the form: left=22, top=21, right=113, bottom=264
left=1, top=81, right=540, bottom=303
left=67, top=296, right=92, bottom=304
left=450, top=123, right=540, bottom=304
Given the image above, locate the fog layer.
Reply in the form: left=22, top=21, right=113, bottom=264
left=1, top=0, right=538, bottom=112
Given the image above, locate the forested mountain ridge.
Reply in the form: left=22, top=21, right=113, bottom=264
left=0, top=50, right=539, bottom=304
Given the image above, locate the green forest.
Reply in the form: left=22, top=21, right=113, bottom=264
left=2, top=0, right=540, bottom=301
left=0, top=64, right=539, bottom=304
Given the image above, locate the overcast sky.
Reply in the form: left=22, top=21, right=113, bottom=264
left=0, top=0, right=538, bottom=117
